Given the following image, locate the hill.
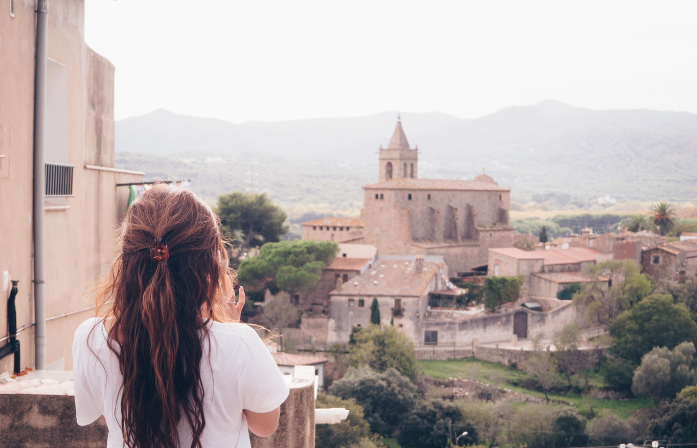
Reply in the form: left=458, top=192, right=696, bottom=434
left=115, top=101, right=697, bottom=212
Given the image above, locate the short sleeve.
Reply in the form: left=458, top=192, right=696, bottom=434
left=72, top=319, right=104, bottom=426
left=236, top=326, right=289, bottom=413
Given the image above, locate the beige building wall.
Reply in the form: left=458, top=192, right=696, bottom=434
left=0, top=0, right=142, bottom=374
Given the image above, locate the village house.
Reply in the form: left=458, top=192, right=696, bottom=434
left=303, top=120, right=515, bottom=275
left=488, top=247, right=609, bottom=299
left=301, top=217, right=364, bottom=243
left=0, top=0, right=143, bottom=375
left=327, top=255, right=447, bottom=345
left=546, top=229, right=665, bottom=265
left=642, top=240, right=697, bottom=283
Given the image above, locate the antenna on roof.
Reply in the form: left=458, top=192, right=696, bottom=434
left=397, top=112, right=401, bottom=122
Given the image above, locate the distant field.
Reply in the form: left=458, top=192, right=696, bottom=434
left=510, top=204, right=697, bottom=221
left=419, top=358, right=655, bottom=420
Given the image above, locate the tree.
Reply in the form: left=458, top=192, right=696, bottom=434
left=632, top=342, right=696, bottom=401
left=521, top=336, right=558, bottom=403
left=610, top=294, right=697, bottom=365
left=652, top=202, right=676, bottom=236
left=573, top=260, right=653, bottom=330
left=348, top=325, right=419, bottom=381
left=461, top=401, right=510, bottom=448
left=552, top=324, right=582, bottom=386
left=483, top=276, right=525, bottom=310
left=253, top=297, right=300, bottom=334
left=237, top=240, right=339, bottom=298
left=588, top=415, right=635, bottom=447
left=621, top=214, right=655, bottom=232
left=217, top=192, right=288, bottom=265
left=397, top=399, right=477, bottom=448
left=649, top=400, right=697, bottom=444
left=510, top=404, right=587, bottom=448
left=370, top=298, right=381, bottom=325
left=315, top=393, right=381, bottom=448
left=600, top=356, right=636, bottom=393
left=656, top=275, right=697, bottom=320
left=676, top=384, right=697, bottom=404
left=539, top=226, right=549, bottom=243
left=556, top=283, right=581, bottom=301
left=329, top=368, right=416, bottom=436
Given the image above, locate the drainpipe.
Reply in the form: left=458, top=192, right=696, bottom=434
left=33, top=0, right=49, bottom=370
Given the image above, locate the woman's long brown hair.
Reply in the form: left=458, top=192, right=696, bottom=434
left=91, top=185, right=233, bottom=448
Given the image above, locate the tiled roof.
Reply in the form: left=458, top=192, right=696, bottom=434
left=330, top=260, right=440, bottom=297
left=682, top=232, right=697, bottom=237
left=363, top=178, right=509, bottom=192
left=666, top=240, right=697, bottom=255
left=271, top=352, right=328, bottom=367
left=326, top=258, right=371, bottom=271
left=490, top=248, right=545, bottom=260
left=533, top=272, right=608, bottom=283
left=302, top=217, right=363, bottom=227
left=387, top=121, right=411, bottom=150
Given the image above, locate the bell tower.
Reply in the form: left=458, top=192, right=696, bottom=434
left=378, top=117, right=418, bottom=182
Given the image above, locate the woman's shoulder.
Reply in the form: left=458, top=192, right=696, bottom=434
left=208, top=321, right=259, bottom=340
left=74, top=317, right=103, bottom=341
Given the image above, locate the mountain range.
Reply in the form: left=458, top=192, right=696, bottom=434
left=115, top=101, right=697, bottom=213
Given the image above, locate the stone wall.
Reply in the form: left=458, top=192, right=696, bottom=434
left=642, top=248, right=679, bottom=282
left=613, top=240, right=642, bottom=265
left=0, top=372, right=315, bottom=448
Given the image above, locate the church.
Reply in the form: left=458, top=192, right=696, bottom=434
left=302, top=119, right=514, bottom=275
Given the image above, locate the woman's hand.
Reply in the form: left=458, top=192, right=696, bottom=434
left=227, top=286, right=245, bottom=322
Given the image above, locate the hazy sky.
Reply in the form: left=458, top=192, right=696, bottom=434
left=85, top=0, right=697, bottom=123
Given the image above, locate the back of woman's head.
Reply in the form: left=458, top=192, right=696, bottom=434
left=93, top=184, right=233, bottom=448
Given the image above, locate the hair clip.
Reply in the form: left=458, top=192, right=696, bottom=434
left=150, top=238, right=169, bottom=263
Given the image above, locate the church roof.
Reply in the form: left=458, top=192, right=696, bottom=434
left=387, top=121, right=411, bottom=150
left=363, top=178, right=509, bottom=192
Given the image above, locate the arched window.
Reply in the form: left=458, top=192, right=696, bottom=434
left=403, top=163, right=407, bottom=177
left=375, top=193, right=378, bottom=199
left=380, top=193, right=384, bottom=199
left=410, top=163, right=414, bottom=178
left=408, top=193, right=412, bottom=200
left=386, top=162, right=393, bottom=180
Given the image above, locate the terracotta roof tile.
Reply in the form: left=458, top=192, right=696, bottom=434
left=326, top=258, right=371, bottom=271
left=489, top=248, right=545, bottom=260
left=302, top=217, right=363, bottom=227
left=271, top=352, right=328, bottom=366
left=666, top=241, right=697, bottom=255
left=363, top=178, right=509, bottom=192
left=331, top=260, right=440, bottom=297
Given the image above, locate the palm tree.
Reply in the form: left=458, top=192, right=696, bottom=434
left=621, top=214, right=654, bottom=232
left=652, top=202, right=676, bottom=236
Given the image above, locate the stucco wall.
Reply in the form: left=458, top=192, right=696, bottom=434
left=0, top=0, right=142, bottom=375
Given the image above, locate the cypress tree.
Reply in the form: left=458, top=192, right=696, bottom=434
left=539, top=226, right=549, bottom=243
left=370, top=297, right=381, bottom=325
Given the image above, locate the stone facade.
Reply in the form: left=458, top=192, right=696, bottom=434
left=294, top=257, right=371, bottom=315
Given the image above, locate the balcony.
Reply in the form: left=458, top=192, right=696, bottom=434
left=45, top=163, right=75, bottom=197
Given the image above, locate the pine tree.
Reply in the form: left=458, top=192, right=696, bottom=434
left=370, top=297, right=381, bottom=325
left=539, top=226, right=549, bottom=243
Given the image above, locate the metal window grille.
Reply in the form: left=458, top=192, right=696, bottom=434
left=424, top=331, right=438, bottom=346
left=45, top=163, right=75, bottom=197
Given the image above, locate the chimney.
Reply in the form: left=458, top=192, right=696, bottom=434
left=414, top=256, right=424, bottom=274
left=336, top=277, right=343, bottom=289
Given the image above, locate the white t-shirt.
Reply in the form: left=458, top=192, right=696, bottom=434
left=72, top=317, right=289, bottom=448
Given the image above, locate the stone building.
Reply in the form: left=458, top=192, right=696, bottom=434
left=327, top=255, right=447, bottom=345
left=0, top=0, right=143, bottom=375
left=301, top=217, right=364, bottom=243
left=304, top=120, right=515, bottom=275
left=488, top=247, right=608, bottom=299
left=642, top=240, right=697, bottom=283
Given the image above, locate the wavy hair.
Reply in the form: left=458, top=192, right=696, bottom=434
left=91, top=184, right=234, bottom=448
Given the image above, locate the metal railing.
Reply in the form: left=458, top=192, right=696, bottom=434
left=45, top=163, right=75, bottom=197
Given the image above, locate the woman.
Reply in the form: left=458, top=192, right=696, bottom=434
left=72, top=185, right=288, bottom=448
